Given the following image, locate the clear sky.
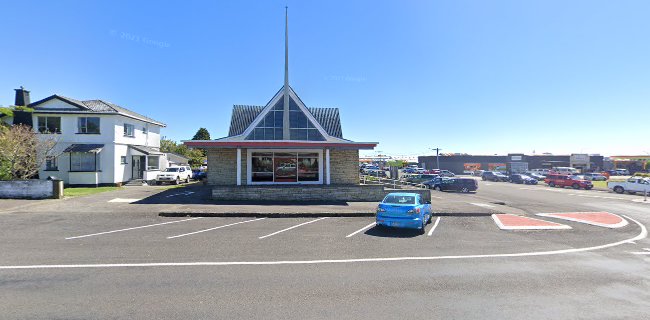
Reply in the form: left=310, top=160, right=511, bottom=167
left=1, top=0, right=648, bottom=157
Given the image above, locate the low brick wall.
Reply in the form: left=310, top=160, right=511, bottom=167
left=212, top=184, right=386, bottom=202
left=0, top=180, right=63, bottom=199
left=212, top=185, right=431, bottom=202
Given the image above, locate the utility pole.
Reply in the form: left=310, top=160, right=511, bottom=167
left=430, top=148, right=442, bottom=169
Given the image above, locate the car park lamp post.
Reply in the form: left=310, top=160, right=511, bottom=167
left=430, top=147, right=442, bottom=169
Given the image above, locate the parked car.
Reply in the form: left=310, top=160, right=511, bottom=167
left=526, top=172, right=546, bottom=180
left=552, top=167, right=580, bottom=175
left=432, top=178, right=478, bottom=193
left=423, top=177, right=450, bottom=189
left=409, top=174, right=439, bottom=184
left=482, top=171, right=509, bottom=182
left=376, top=192, right=432, bottom=234
left=509, top=174, right=538, bottom=185
left=544, top=174, right=593, bottom=190
left=614, top=168, right=630, bottom=176
left=607, top=177, right=650, bottom=195
left=529, top=168, right=551, bottom=176
left=362, top=165, right=379, bottom=174
left=365, top=168, right=386, bottom=177
left=192, top=169, right=207, bottom=180
left=583, top=173, right=607, bottom=181
left=403, top=168, right=417, bottom=174
left=473, top=170, right=485, bottom=177
left=156, top=166, right=192, bottom=185
left=438, top=170, right=455, bottom=177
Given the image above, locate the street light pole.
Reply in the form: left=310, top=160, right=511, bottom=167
left=430, top=148, right=442, bottom=169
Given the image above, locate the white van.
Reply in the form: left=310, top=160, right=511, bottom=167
left=528, top=168, right=551, bottom=176
left=552, top=167, right=580, bottom=175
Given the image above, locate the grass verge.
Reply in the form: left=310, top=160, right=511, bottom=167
left=64, top=186, right=122, bottom=197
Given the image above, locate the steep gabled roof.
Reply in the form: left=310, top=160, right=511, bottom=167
left=228, top=105, right=343, bottom=139
left=29, top=95, right=165, bottom=127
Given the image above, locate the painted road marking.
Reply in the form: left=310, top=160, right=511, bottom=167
left=3, top=215, right=644, bottom=270
left=537, top=212, right=628, bottom=229
left=108, top=198, right=142, bottom=203
left=166, top=191, right=195, bottom=198
left=427, top=217, right=441, bottom=236
left=258, top=217, right=329, bottom=239
left=630, top=248, right=650, bottom=255
left=346, top=222, right=376, bottom=238
left=492, top=214, right=571, bottom=230
left=66, top=217, right=203, bottom=240
left=167, top=218, right=266, bottom=239
left=470, top=203, right=495, bottom=208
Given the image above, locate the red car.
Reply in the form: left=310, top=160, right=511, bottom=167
left=544, top=174, right=593, bottom=190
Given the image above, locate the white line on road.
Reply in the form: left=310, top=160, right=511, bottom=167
left=346, top=222, right=376, bottom=238
left=108, top=198, right=142, bottom=203
left=427, top=217, right=441, bottom=236
left=470, top=203, right=495, bottom=208
left=66, top=217, right=203, bottom=240
left=629, top=252, right=650, bottom=255
left=167, top=218, right=266, bottom=239
left=5, top=215, right=645, bottom=270
left=258, top=217, right=329, bottom=239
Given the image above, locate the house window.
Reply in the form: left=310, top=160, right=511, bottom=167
left=124, top=123, right=134, bottom=137
left=78, top=117, right=100, bottom=134
left=70, top=152, right=98, bottom=171
left=147, top=156, right=160, bottom=170
left=251, top=151, right=320, bottom=183
left=37, top=117, right=61, bottom=134
left=120, top=156, right=127, bottom=164
left=45, top=156, right=58, bottom=170
left=142, top=127, right=147, bottom=134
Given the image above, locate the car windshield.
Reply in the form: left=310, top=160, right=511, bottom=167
left=166, top=168, right=180, bottom=172
left=383, top=195, right=416, bottom=204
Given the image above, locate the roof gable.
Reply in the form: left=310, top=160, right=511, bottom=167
left=227, top=87, right=343, bottom=139
left=29, top=95, right=165, bottom=127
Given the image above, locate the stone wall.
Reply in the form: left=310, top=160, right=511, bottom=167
left=207, top=149, right=237, bottom=185
left=212, top=185, right=431, bottom=202
left=0, top=180, right=63, bottom=199
left=212, top=184, right=387, bottom=201
left=330, top=149, right=359, bottom=184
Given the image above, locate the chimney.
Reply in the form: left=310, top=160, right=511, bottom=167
left=14, top=86, right=31, bottom=106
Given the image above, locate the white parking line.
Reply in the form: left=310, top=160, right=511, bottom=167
left=108, top=198, right=142, bottom=203
left=258, top=217, right=328, bottom=239
left=167, top=218, right=266, bottom=239
left=66, top=217, right=203, bottom=240
left=346, top=222, right=376, bottom=238
left=427, top=217, right=441, bottom=236
left=470, top=203, right=495, bottom=208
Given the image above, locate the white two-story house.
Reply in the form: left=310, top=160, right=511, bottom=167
left=28, top=92, right=167, bottom=187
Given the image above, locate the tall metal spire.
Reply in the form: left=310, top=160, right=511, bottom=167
left=282, top=6, right=290, bottom=140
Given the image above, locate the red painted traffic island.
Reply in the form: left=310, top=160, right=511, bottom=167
left=537, top=212, right=628, bottom=228
left=492, top=214, right=572, bottom=230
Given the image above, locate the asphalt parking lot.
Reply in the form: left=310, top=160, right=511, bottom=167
left=1, top=181, right=649, bottom=319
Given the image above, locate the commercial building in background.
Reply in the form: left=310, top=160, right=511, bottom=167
left=607, top=156, right=650, bottom=173
left=418, top=153, right=604, bottom=175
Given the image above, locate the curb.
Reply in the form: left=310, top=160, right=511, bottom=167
left=159, top=212, right=376, bottom=218
left=158, top=211, right=494, bottom=218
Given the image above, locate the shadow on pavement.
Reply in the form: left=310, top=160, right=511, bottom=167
left=364, top=225, right=421, bottom=238
left=131, top=183, right=213, bottom=205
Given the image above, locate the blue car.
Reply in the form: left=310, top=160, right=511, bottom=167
left=376, top=192, right=432, bottom=234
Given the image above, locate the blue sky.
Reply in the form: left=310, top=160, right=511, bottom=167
left=1, top=0, right=648, bottom=157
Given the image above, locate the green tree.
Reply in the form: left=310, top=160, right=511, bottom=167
left=0, top=125, right=57, bottom=180
left=160, top=137, right=206, bottom=168
left=192, top=128, right=210, bottom=140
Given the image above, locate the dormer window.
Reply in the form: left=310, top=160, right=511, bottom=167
left=78, top=117, right=100, bottom=134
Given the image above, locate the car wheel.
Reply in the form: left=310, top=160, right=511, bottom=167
left=427, top=214, right=432, bottom=224
left=186, top=176, right=190, bottom=183
left=461, top=187, right=469, bottom=193
left=419, top=221, right=426, bottom=235
left=572, top=183, right=580, bottom=189
left=175, top=177, right=180, bottom=185
left=549, top=182, right=555, bottom=187
left=613, top=186, right=624, bottom=194
left=482, top=177, right=486, bottom=181
left=156, top=181, right=162, bottom=185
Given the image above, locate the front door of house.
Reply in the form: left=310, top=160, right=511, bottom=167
left=132, top=156, right=144, bottom=179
